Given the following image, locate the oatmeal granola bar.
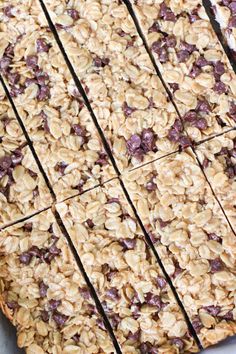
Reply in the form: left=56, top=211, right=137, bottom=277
left=0, top=1, right=116, bottom=201
left=0, top=209, right=115, bottom=353
left=122, top=150, right=236, bottom=349
left=210, top=0, right=236, bottom=58
left=0, top=85, right=52, bottom=228
left=38, top=0, right=192, bottom=169
left=196, top=130, right=236, bottom=232
left=56, top=178, right=199, bottom=353
left=128, top=0, right=236, bottom=142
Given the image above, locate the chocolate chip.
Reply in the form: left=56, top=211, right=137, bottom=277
left=52, top=311, right=68, bottom=327
left=159, top=2, right=176, bottom=21
left=165, top=35, right=177, bottom=48
left=146, top=179, right=157, bottom=192
left=54, top=162, right=68, bottom=175
left=195, top=56, right=210, bottom=67
left=78, top=287, right=91, bottom=300
left=169, top=83, right=179, bottom=92
left=193, top=117, right=208, bottom=130
left=93, top=56, right=110, bottom=68
left=210, top=258, right=224, bottom=273
left=126, top=134, right=141, bottom=155
left=120, top=238, right=136, bottom=250
left=48, top=299, right=61, bottom=311
left=71, top=124, right=87, bottom=137
left=156, top=276, right=167, bottom=289
left=72, top=333, right=80, bottom=343
left=95, top=152, right=108, bottom=166
left=228, top=15, right=236, bottom=28
left=183, top=111, right=198, bottom=122
left=41, top=310, right=49, bottom=322
left=228, top=102, right=236, bottom=121
left=204, top=305, right=221, bottom=316
left=214, top=61, right=225, bottom=76
left=148, top=22, right=160, bottom=33
left=35, top=69, right=49, bottom=85
left=10, top=85, right=25, bottom=97
left=172, top=338, right=185, bottom=350
left=86, top=218, right=94, bottom=228
left=189, top=65, right=201, bottom=78
left=213, top=81, right=227, bottom=94
left=8, top=72, right=20, bottom=85
left=0, top=156, right=12, bottom=170
left=23, top=223, right=33, bottom=232
left=180, top=41, right=196, bottom=53
left=123, top=101, right=136, bottom=116
left=4, top=5, right=14, bottom=17
left=0, top=57, right=11, bottom=73
left=229, top=2, right=236, bottom=14
left=220, top=310, right=233, bottom=320
left=139, top=342, right=159, bottom=354
left=152, top=42, right=168, bottom=63
left=26, top=55, right=38, bottom=69
left=110, top=314, right=121, bottom=330
left=202, top=158, right=210, bottom=169
left=67, top=8, right=79, bottom=20
left=36, top=38, right=50, bottom=53
left=39, top=281, right=48, bottom=298
left=179, top=136, right=192, bottom=149
left=11, top=149, right=23, bottom=166
left=19, top=252, right=32, bottom=265
left=192, top=316, right=203, bottom=333
left=196, top=100, right=211, bottom=113
left=145, top=292, right=162, bottom=309
left=177, top=49, right=190, bottom=63
left=158, top=218, right=170, bottom=228
left=127, top=330, right=140, bottom=341
left=141, top=128, right=156, bottom=153
left=96, top=318, right=106, bottom=331
left=106, top=287, right=120, bottom=301
left=37, top=85, right=50, bottom=101
left=208, top=233, right=222, bottom=242
left=6, top=301, right=18, bottom=310
left=48, top=244, right=61, bottom=256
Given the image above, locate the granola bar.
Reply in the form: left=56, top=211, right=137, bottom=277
left=128, top=0, right=236, bottom=142
left=0, top=85, right=52, bottom=228
left=56, top=178, right=199, bottom=353
left=210, top=0, right=236, bottom=58
left=196, top=130, right=236, bottom=232
left=0, top=1, right=116, bottom=201
left=38, top=0, right=192, bottom=169
left=122, top=149, right=236, bottom=348
left=0, top=209, right=115, bottom=353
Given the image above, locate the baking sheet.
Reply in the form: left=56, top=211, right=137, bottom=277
left=0, top=307, right=236, bottom=353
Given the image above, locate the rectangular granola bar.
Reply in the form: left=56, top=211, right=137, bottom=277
left=56, top=178, right=199, bottom=353
left=210, top=0, right=236, bottom=58
left=0, top=85, right=52, bottom=228
left=0, top=1, right=116, bottom=201
left=38, top=0, right=192, bottom=169
left=128, top=0, right=236, bottom=142
left=122, top=149, right=236, bottom=349
left=0, top=209, right=115, bottom=353
left=196, top=130, right=236, bottom=231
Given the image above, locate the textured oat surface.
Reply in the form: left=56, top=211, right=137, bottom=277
left=0, top=210, right=115, bottom=353
left=129, top=0, right=236, bottom=142
left=122, top=149, right=236, bottom=348
left=0, top=0, right=116, bottom=201
left=56, top=178, right=198, bottom=353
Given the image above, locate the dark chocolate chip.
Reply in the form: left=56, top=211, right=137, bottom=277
left=52, top=310, right=68, bottom=327
left=19, top=252, right=32, bottom=265
left=39, top=281, right=48, bottom=298
left=48, top=299, right=61, bottom=311
left=36, top=38, right=50, bottom=53
left=67, top=9, right=79, bottom=20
